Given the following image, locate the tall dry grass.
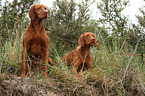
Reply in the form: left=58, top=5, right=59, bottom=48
left=0, top=27, right=145, bottom=95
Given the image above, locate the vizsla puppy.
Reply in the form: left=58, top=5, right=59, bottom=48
left=21, top=4, right=52, bottom=78
left=62, top=32, right=98, bottom=80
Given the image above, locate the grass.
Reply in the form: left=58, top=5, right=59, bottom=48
left=0, top=29, right=145, bottom=95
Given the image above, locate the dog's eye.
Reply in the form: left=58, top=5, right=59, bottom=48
left=86, top=35, right=89, bottom=37
left=45, top=8, right=47, bottom=10
left=38, top=7, right=41, bottom=10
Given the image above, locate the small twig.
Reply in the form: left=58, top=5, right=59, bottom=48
left=121, top=39, right=141, bottom=83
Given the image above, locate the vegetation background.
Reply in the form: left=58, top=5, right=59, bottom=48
left=0, top=0, right=144, bottom=95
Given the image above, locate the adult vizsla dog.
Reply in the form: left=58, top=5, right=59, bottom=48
left=21, top=4, right=52, bottom=78
left=62, top=32, right=98, bottom=80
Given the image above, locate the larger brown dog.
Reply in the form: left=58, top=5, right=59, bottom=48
left=62, top=32, right=98, bottom=80
left=21, top=4, right=52, bottom=78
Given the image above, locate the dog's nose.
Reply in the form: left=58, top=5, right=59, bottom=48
left=92, top=37, right=95, bottom=40
left=44, top=10, right=48, bottom=13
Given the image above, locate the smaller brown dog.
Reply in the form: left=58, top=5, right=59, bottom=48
left=62, top=32, right=97, bottom=80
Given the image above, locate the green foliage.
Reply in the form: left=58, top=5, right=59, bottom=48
left=97, top=0, right=129, bottom=36
left=43, top=0, right=95, bottom=52
left=0, top=0, right=38, bottom=45
left=0, top=0, right=2, bottom=11
left=136, top=7, right=145, bottom=28
left=127, top=3, right=145, bottom=64
left=97, top=0, right=145, bottom=63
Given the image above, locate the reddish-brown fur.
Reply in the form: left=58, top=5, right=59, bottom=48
left=62, top=32, right=98, bottom=80
left=21, top=4, right=53, bottom=78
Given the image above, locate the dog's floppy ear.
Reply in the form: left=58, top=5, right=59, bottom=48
left=78, top=34, right=85, bottom=47
left=29, top=5, right=35, bottom=21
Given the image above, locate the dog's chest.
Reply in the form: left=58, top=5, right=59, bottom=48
left=28, top=34, right=47, bottom=54
left=76, top=46, right=90, bottom=60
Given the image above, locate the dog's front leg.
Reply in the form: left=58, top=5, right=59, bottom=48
left=21, top=49, right=27, bottom=77
left=85, top=56, right=93, bottom=70
left=73, top=59, right=83, bottom=80
left=44, top=50, right=49, bottom=78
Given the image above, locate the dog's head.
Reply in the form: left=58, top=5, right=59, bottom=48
left=29, top=4, right=48, bottom=21
left=78, top=32, right=97, bottom=47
